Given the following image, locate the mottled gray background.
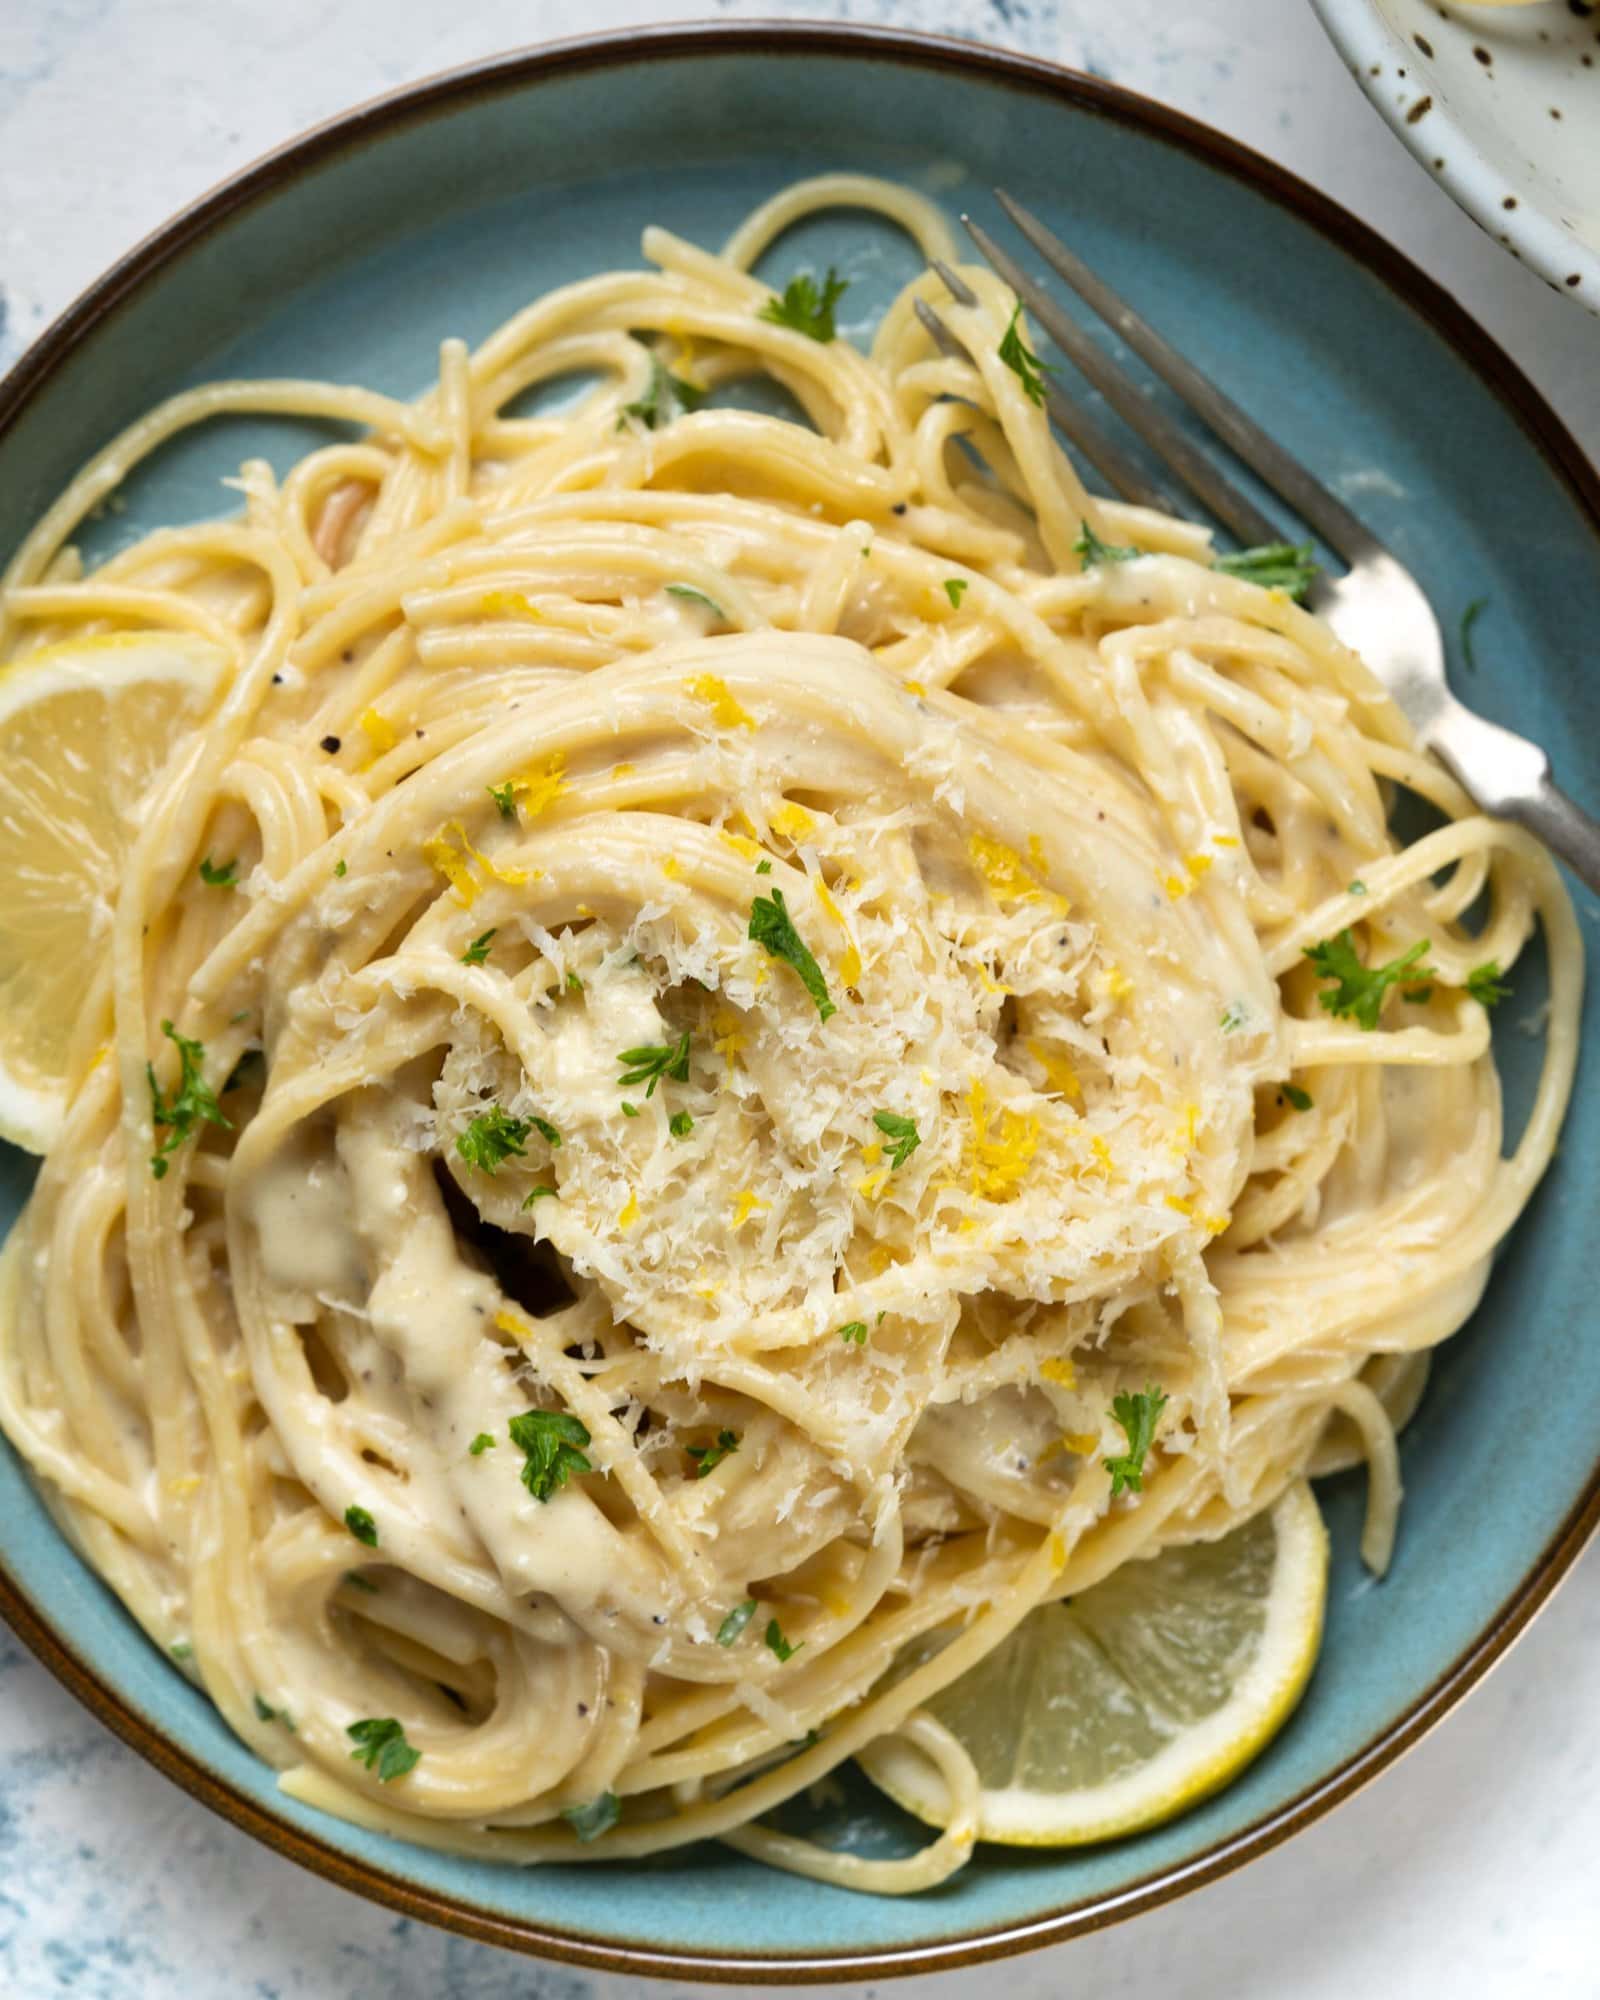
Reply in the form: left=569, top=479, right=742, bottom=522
left=2, top=2, right=1597, bottom=1995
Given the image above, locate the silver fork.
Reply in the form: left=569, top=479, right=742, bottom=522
left=926, top=190, right=1600, bottom=895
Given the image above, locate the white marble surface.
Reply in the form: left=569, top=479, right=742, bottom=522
left=2, top=2, right=1598, bottom=1994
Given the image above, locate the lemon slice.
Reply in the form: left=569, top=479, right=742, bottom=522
left=860, top=1479, right=1327, bottom=1846
left=0, top=633, right=229, bottom=1152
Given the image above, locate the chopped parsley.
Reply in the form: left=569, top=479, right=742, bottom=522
left=1104, top=1383, right=1169, bottom=1499
left=169, top=1641, right=193, bottom=1662
left=487, top=781, right=517, bottom=820
left=223, top=1047, right=265, bottom=1095
left=759, top=268, right=848, bottom=343
left=755, top=859, right=772, bottom=874
left=521, top=1185, right=558, bottom=1207
left=347, top=1717, right=420, bottom=1783
left=686, top=1428, right=739, bottom=1478
left=198, top=855, right=238, bottom=888
left=531, top=1114, right=562, bottom=1147
left=148, top=1021, right=231, bottom=1179
left=333, top=859, right=348, bottom=877
left=717, top=1599, right=758, bottom=1646
left=508, top=1408, right=593, bottom=1501
left=460, top=927, right=497, bottom=965
left=1467, top=961, right=1509, bottom=1009
left=456, top=1105, right=534, bottom=1173
left=872, top=1109, right=920, bottom=1169
left=562, top=1791, right=621, bottom=1842
left=1304, top=930, right=1433, bottom=1031
left=838, top=1320, right=869, bottom=1346
left=252, top=1695, right=292, bottom=1728
left=344, top=1505, right=377, bottom=1547
left=1073, top=519, right=1141, bottom=569
left=619, top=354, right=706, bottom=430
left=764, top=1618, right=803, bottom=1663
left=944, top=578, right=968, bottom=608
left=1348, top=880, right=1368, bottom=896
left=998, top=302, right=1054, bottom=406
left=344, top=1570, right=379, bottom=1593
left=616, top=1030, right=691, bottom=1097
left=1282, top=1083, right=1314, bottom=1113
left=621, top=1100, right=640, bottom=1117
left=666, top=583, right=725, bottom=620
left=566, top=969, right=583, bottom=992
left=1220, top=1002, right=1247, bottom=1034
left=1460, top=596, right=1487, bottom=674
left=1214, top=541, right=1320, bottom=601
left=668, top=1110, right=694, bottom=1139
left=468, top=1432, right=496, bottom=1455
left=749, top=887, right=835, bottom=1021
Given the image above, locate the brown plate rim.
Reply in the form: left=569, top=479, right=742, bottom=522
left=1, top=18, right=1597, bottom=1984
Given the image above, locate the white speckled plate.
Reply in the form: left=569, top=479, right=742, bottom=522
left=1310, top=0, right=1600, bottom=309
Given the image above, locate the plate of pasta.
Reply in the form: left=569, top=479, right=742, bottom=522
left=0, top=23, right=1596, bottom=1982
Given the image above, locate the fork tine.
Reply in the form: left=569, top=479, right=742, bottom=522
left=916, top=293, right=1182, bottom=514
left=992, top=189, right=1380, bottom=561
left=961, top=213, right=1282, bottom=549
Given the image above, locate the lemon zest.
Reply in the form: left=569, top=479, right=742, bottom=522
left=965, top=1077, right=1039, bottom=1201
left=619, top=1190, right=641, bottom=1231
left=510, top=752, right=566, bottom=822
left=769, top=801, right=815, bottom=843
left=612, top=761, right=636, bottom=779
left=480, top=588, right=542, bottom=620
left=661, top=856, right=683, bottom=881
left=968, top=832, right=1066, bottom=913
left=814, top=879, right=862, bottom=987
left=360, top=708, right=398, bottom=755
left=687, top=673, right=755, bottom=731
left=905, top=679, right=928, bottom=697
left=1062, top=1431, right=1100, bottom=1456
left=1039, top=1357, right=1077, bottom=1389
left=730, top=1189, right=769, bottom=1228
left=1165, top=1193, right=1195, bottom=1217
left=1026, top=1040, right=1082, bottom=1104
left=711, top=1008, right=746, bottom=1073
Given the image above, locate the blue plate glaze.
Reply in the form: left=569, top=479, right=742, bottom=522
left=0, top=26, right=1597, bottom=1980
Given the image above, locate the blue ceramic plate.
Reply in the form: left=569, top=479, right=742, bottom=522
left=0, top=24, right=1597, bottom=1982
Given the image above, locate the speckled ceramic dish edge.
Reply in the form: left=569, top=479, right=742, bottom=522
left=1, top=22, right=1599, bottom=1982
left=1310, top=0, right=1600, bottom=311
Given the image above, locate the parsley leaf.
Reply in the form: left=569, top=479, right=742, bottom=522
left=347, top=1717, right=420, bottom=1783
left=1467, top=961, right=1510, bottom=1008
left=1304, top=930, right=1433, bottom=1031
left=616, top=1030, right=691, bottom=1097
left=531, top=1114, right=562, bottom=1147
left=619, top=354, right=706, bottom=430
left=998, top=302, right=1054, bottom=406
left=717, top=1599, right=758, bottom=1646
left=759, top=268, right=848, bottom=343
left=460, top=927, right=497, bottom=966
left=562, top=1791, right=621, bottom=1842
left=344, top=1505, right=377, bottom=1547
left=487, top=781, right=517, bottom=820
left=764, top=1618, right=803, bottom=1663
left=456, top=1105, right=534, bottom=1173
left=872, top=1109, right=920, bottom=1170
left=1282, top=1083, right=1314, bottom=1113
left=468, top=1432, right=496, bottom=1455
left=749, top=887, right=836, bottom=1021
left=508, top=1408, right=592, bottom=1501
left=1214, top=541, right=1320, bottom=601
left=668, top=1110, right=694, bottom=1138
left=1073, top=519, right=1141, bottom=569
left=686, top=1428, right=739, bottom=1477
left=147, top=1021, right=232, bottom=1179
left=198, top=855, right=238, bottom=888
left=666, top=583, right=725, bottom=620
left=944, top=578, right=968, bottom=608
left=838, top=1320, right=869, bottom=1346
left=521, top=1185, right=557, bottom=1207
left=1104, top=1383, right=1169, bottom=1499
left=1460, top=597, right=1487, bottom=674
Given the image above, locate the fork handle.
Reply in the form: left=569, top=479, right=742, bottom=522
left=1430, top=699, right=1600, bottom=896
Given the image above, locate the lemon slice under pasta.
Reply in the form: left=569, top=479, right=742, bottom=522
left=859, top=1480, right=1327, bottom=1846
left=0, top=633, right=227, bottom=1150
